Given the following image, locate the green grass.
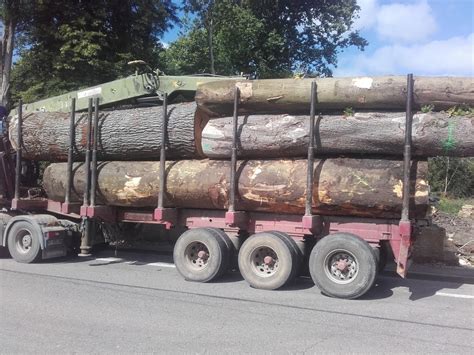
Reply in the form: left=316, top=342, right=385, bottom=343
left=437, top=197, right=473, bottom=215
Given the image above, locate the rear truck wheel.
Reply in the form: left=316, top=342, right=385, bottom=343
left=174, top=228, right=230, bottom=282
left=375, top=242, right=389, bottom=272
left=0, top=213, right=12, bottom=258
left=267, top=231, right=303, bottom=279
left=238, top=232, right=299, bottom=290
left=7, top=221, right=42, bottom=263
left=204, top=227, right=236, bottom=270
left=309, top=233, right=378, bottom=299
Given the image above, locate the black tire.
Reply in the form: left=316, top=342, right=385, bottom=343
left=204, top=227, right=235, bottom=270
left=0, top=246, right=11, bottom=258
left=238, top=232, right=298, bottom=290
left=174, top=228, right=229, bottom=282
left=376, top=242, right=390, bottom=272
left=267, top=231, right=303, bottom=280
left=309, top=233, right=378, bottom=299
left=7, top=221, right=42, bottom=263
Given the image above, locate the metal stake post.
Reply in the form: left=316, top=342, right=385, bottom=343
left=14, top=100, right=22, bottom=201
left=83, top=99, right=94, bottom=207
left=229, top=86, right=240, bottom=212
left=90, top=97, right=100, bottom=207
left=305, top=82, right=317, bottom=216
left=80, top=98, right=94, bottom=256
left=158, top=93, right=168, bottom=209
left=401, top=74, right=414, bottom=221
left=64, top=98, right=76, bottom=206
left=397, top=73, right=414, bottom=277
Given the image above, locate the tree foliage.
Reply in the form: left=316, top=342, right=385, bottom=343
left=163, top=0, right=367, bottom=77
left=1, top=0, right=34, bottom=108
left=428, top=157, right=474, bottom=198
left=10, top=0, right=177, bottom=103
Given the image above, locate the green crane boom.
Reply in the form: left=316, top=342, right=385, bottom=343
left=10, top=66, right=241, bottom=115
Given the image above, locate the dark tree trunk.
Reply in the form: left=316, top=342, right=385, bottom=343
left=43, top=158, right=429, bottom=219
left=0, top=16, right=16, bottom=108
left=8, top=103, right=206, bottom=161
left=202, top=112, right=474, bottom=158
left=195, top=76, right=474, bottom=116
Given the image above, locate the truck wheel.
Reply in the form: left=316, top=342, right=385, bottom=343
left=238, top=232, right=298, bottom=290
left=7, top=221, right=42, bottom=263
left=375, top=242, right=389, bottom=272
left=309, top=233, right=377, bottom=299
left=204, top=227, right=236, bottom=270
left=174, top=228, right=229, bottom=282
left=267, top=231, right=303, bottom=279
left=0, top=213, right=12, bottom=257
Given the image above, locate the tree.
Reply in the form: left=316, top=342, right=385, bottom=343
left=0, top=0, right=32, bottom=109
left=10, top=0, right=177, bottom=104
left=167, top=0, right=367, bottom=77
left=428, top=157, right=474, bottom=198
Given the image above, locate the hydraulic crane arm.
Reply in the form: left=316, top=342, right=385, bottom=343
left=11, top=66, right=241, bottom=115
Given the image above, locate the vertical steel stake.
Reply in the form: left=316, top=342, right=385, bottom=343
left=305, top=81, right=317, bottom=216
left=229, top=86, right=240, bottom=212
left=83, top=99, right=93, bottom=207
left=401, top=74, right=414, bottom=221
left=14, top=100, right=23, bottom=201
left=90, top=97, right=100, bottom=207
left=65, top=98, right=76, bottom=205
left=80, top=98, right=94, bottom=257
left=158, top=93, right=168, bottom=209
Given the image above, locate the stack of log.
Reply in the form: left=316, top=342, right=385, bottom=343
left=9, top=76, right=474, bottom=218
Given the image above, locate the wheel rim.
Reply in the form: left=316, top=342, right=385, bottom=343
left=249, top=246, right=279, bottom=277
left=323, top=249, right=359, bottom=284
left=184, top=241, right=210, bottom=271
left=15, top=229, right=33, bottom=254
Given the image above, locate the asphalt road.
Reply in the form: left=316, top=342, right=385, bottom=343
left=1, top=250, right=473, bottom=354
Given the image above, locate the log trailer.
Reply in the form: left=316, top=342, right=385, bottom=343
left=0, top=73, right=424, bottom=299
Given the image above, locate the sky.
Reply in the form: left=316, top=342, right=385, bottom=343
left=162, top=0, right=474, bottom=77
left=332, top=0, right=474, bottom=76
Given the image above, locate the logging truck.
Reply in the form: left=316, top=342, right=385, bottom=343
left=0, top=72, right=434, bottom=299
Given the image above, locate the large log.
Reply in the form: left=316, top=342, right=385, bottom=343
left=195, top=76, right=474, bottom=116
left=202, top=112, right=474, bottom=158
left=8, top=102, right=207, bottom=161
left=43, top=159, right=429, bottom=219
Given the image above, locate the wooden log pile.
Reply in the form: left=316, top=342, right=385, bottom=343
left=10, top=76, right=474, bottom=218
left=43, top=159, right=429, bottom=219
left=8, top=103, right=206, bottom=161
left=195, top=76, right=474, bottom=116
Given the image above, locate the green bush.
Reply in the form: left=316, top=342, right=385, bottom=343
left=428, top=157, right=474, bottom=198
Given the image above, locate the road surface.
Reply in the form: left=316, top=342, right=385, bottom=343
left=1, top=250, right=473, bottom=353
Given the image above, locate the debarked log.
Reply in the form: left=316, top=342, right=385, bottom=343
left=43, top=159, right=429, bottom=219
left=8, top=102, right=207, bottom=161
left=195, top=76, right=474, bottom=116
left=201, top=112, right=474, bottom=158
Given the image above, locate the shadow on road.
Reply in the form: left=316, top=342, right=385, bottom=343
left=361, top=274, right=467, bottom=301
left=8, top=247, right=470, bottom=301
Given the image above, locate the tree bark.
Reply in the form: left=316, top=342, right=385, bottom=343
left=202, top=112, right=474, bottom=158
left=195, top=77, right=474, bottom=116
left=8, top=102, right=207, bottom=161
left=43, top=158, right=429, bottom=219
left=0, top=16, right=16, bottom=108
